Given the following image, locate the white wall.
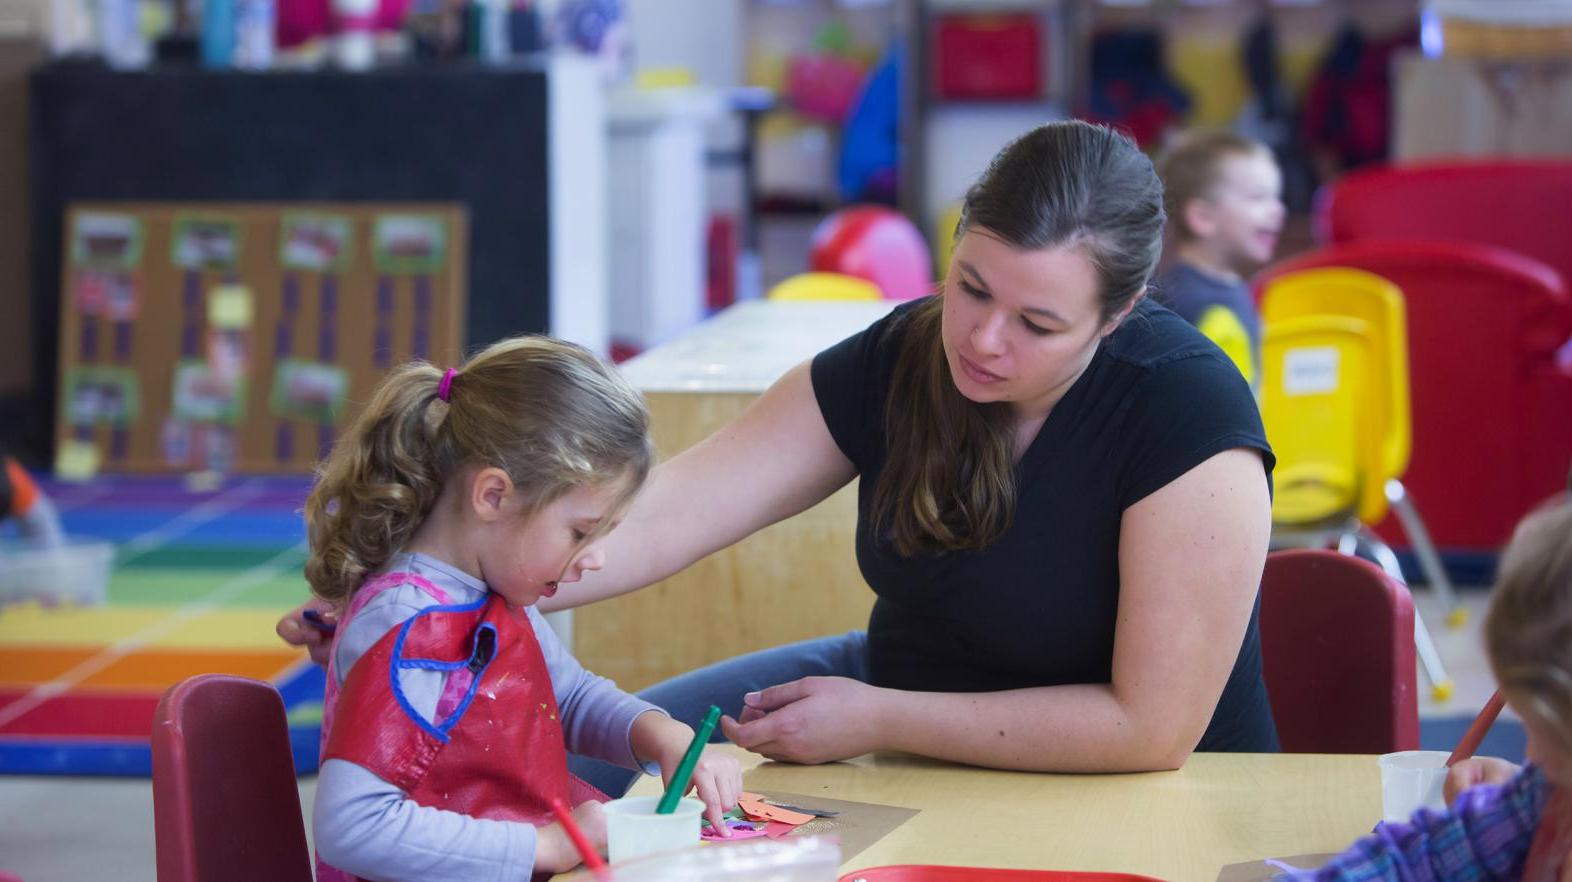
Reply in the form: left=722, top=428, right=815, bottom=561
left=0, top=0, right=44, bottom=37
left=624, top=0, right=744, bottom=88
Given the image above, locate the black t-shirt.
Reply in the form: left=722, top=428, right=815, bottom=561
left=810, top=297, right=1280, bottom=752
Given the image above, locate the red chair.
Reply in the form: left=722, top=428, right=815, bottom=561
left=1255, top=240, right=1572, bottom=553
left=1259, top=549, right=1419, bottom=754
left=1321, top=160, right=1572, bottom=289
left=152, top=674, right=313, bottom=882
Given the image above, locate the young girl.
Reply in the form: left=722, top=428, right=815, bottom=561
left=1281, top=496, right=1572, bottom=881
left=306, top=336, right=742, bottom=882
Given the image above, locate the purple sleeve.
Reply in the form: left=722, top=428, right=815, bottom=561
left=527, top=607, right=663, bottom=774
left=1276, top=765, right=1547, bottom=882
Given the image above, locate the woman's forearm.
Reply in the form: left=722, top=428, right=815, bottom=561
left=541, top=362, right=855, bottom=612
left=872, top=683, right=1198, bottom=773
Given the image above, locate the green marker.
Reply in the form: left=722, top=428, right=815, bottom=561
left=657, top=705, right=721, bottom=814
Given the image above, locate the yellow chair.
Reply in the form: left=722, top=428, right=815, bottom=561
left=933, top=202, right=963, bottom=282
left=1260, top=284, right=1455, bottom=703
left=1260, top=267, right=1461, bottom=627
left=766, top=272, right=883, bottom=302
left=1261, top=315, right=1379, bottom=530
left=1261, top=268, right=1410, bottom=507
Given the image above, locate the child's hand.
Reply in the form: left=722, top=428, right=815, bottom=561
left=1444, top=756, right=1521, bottom=805
left=275, top=600, right=336, bottom=667
left=680, top=747, right=744, bottom=837
left=632, top=712, right=744, bottom=835
left=534, top=800, right=606, bottom=875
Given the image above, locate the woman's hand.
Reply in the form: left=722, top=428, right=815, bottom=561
left=275, top=600, right=337, bottom=667
left=719, top=677, right=887, bottom=765
left=1444, top=756, right=1521, bottom=805
left=534, top=800, right=607, bottom=874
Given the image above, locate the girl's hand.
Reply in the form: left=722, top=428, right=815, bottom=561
left=719, top=676, right=886, bottom=764
left=275, top=600, right=336, bottom=667
left=1444, top=756, right=1521, bottom=805
left=633, top=712, right=744, bottom=836
left=674, top=747, right=743, bottom=836
left=534, top=800, right=606, bottom=874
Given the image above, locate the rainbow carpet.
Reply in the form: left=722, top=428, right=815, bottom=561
left=0, top=475, right=324, bottom=776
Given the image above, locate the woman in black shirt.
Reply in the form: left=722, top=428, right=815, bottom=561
left=281, top=120, right=1277, bottom=789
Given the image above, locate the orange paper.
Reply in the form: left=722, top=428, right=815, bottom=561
left=737, top=797, right=815, bottom=826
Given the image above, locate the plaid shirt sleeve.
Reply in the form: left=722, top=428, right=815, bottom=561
left=1275, top=764, right=1548, bottom=882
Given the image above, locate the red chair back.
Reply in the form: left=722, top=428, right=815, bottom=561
left=1322, top=160, right=1572, bottom=289
left=152, top=674, right=313, bottom=882
left=1256, top=240, right=1572, bottom=551
left=1260, top=550, right=1419, bottom=754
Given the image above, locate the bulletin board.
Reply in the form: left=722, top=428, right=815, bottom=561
left=55, top=202, right=468, bottom=475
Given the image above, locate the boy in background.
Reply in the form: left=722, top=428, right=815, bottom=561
left=1155, top=130, right=1286, bottom=391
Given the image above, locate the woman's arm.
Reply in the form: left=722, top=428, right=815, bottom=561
left=540, top=360, right=856, bottom=612
left=722, top=447, right=1271, bottom=772
left=278, top=360, right=855, bottom=645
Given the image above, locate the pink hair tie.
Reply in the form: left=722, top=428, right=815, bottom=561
left=437, top=368, right=458, bottom=402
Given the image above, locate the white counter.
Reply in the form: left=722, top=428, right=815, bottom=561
left=618, top=299, right=896, bottom=393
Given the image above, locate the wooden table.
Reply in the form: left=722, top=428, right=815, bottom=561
left=626, top=746, right=1381, bottom=882
left=573, top=300, right=895, bottom=690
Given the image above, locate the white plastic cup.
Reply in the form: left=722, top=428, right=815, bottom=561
left=1379, top=750, right=1451, bottom=821
left=603, top=796, right=703, bottom=863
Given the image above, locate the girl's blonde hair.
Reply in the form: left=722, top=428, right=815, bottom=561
left=1485, top=497, right=1572, bottom=757
left=304, top=336, right=653, bottom=604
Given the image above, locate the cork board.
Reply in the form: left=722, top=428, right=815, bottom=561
left=56, top=202, right=467, bottom=474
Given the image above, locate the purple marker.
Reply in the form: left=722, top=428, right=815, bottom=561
left=302, top=608, right=337, bottom=634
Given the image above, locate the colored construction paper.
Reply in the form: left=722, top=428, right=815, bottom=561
left=1216, top=854, right=1337, bottom=882
left=700, top=819, right=769, bottom=842
left=738, top=798, right=814, bottom=826
left=746, top=790, right=920, bottom=864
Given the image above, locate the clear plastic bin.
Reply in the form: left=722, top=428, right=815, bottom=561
left=560, top=835, right=840, bottom=882
left=0, top=540, right=115, bottom=606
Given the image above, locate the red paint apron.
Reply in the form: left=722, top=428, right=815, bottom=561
left=317, top=572, right=603, bottom=881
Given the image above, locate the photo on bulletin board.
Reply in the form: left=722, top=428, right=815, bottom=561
left=270, top=359, right=349, bottom=424
left=373, top=214, right=447, bottom=274
left=280, top=213, right=354, bottom=272
left=73, top=270, right=141, bottom=321
left=171, top=215, right=243, bottom=269
left=63, top=366, right=141, bottom=426
left=70, top=213, right=143, bottom=270
left=170, top=359, right=247, bottom=425
left=206, top=329, right=250, bottom=381
left=160, top=416, right=194, bottom=467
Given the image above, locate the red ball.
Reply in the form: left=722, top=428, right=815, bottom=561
left=809, top=206, right=934, bottom=301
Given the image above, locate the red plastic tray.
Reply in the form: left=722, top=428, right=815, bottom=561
left=840, top=868, right=1169, bottom=882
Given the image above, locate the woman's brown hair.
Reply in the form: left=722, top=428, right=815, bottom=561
left=871, top=120, right=1165, bottom=556
left=303, top=336, right=652, bottom=604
